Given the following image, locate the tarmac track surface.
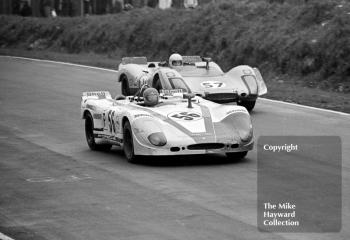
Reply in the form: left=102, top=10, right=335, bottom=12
left=0, top=57, right=349, bottom=240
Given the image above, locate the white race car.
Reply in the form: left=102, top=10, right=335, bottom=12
left=117, top=55, right=267, bottom=111
left=81, top=89, right=254, bottom=162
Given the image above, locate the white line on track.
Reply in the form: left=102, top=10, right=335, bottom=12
left=1, top=55, right=349, bottom=116
left=0, top=55, right=118, bottom=73
left=259, top=98, right=350, bottom=116
left=0, top=232, right=15, bottom=240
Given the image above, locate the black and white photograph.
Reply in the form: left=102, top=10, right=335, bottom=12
left=0, top=0, right=349, bottom=239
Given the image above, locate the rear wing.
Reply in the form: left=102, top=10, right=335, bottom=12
left=183, top=56, right=213, bottom=69
left=82, top=91, right=112, bottom=101
left=182, top=56, right=202, bottom=64
left=121, top=57, right=148, bottom=65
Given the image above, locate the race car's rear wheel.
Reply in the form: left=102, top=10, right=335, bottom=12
left=226, top=151, right=248, bottom=161
left=85, top=113, right=112, bottom=151
left=238, top=100, right=256, bottom=112
left=123, top=121, right=138, bottom=162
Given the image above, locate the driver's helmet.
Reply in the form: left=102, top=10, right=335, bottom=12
left=169, top=53, right=183, bottom=69
left=143, top=88, right=159, bottom=107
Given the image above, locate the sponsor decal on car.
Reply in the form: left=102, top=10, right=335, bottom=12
left=134, top=114, right=153, bottom=118
left=160, top=89, right=184, bottom=96
left=86, top=91, right=107, bottom=99
left=226, top=109, right=247, bottom=115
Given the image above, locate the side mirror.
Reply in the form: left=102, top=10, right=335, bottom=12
left=183, top=93, right=195, bottom=99
left=202, top=57, right=212, bottom=62
left=202, top=57, right=212, bottom=70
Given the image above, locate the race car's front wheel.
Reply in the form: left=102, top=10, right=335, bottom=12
left=238, top=100, right=256, bottom=112
left=226, top=151, right=248, bottom=161
left=121, top=75, right=131, bottom=96
left=152, top=75, right=162, bottom=92
left=85, top=113, right=112, bottom=151
left=123, top=121, right=138, bottom=162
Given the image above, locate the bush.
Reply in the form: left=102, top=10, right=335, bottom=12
left=0, top=0, right=349, bottom=90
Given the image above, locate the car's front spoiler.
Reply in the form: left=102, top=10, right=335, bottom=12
left=133, top=137, right=254, bottom=156
left=203, top=93, right=258, bottom=104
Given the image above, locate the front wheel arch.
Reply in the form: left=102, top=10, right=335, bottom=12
left=122, top=117, right=129, bottom=130
left=238, top=100, right=256, bottom=112
left=152, top=74, right=162, bottom=92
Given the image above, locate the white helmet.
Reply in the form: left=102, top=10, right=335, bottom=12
left=169, top=53, right=183, bottom=69
left=143, top=88, right=159, bottom=107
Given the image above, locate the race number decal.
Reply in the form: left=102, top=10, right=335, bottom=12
left=105, top=110, right=120, bottom=134
left=137, top=75, right=148, bottom=87
left=107, top=110, right=115, bottom=133
left=168, top=111, right=202, bottom=121
left=201, top=81, right=226, bottom=88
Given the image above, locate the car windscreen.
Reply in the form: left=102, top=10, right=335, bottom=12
left=168, top=78, right=190, bottom=92
left=179, top=65, right=223, bottom=77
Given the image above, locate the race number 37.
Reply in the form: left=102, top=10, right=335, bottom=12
left=201, top=81, right=226, bottom=88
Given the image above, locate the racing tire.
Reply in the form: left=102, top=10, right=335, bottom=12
left=123, top=121, right=138, bottom=163
left=225, top=151, right=248, bottom=161
left=85, top=113, right=112, bottom=151
left=238, top=100, right=256, bottom=112
left=121, top=75, right=131, bottom=96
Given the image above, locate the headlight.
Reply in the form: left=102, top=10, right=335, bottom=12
left=148, top=132, right=167, bottom=146
left=239, top=125, right=253, bottom=142
left=242, top=75, right=258, bottom=95
left=232, top=112, right=253, bottom=142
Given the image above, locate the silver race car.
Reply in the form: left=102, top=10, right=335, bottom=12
left=117, top=54, right=267, bottom=111
left=81, top=87, right=254, bottom=162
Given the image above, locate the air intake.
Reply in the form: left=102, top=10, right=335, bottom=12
left=187, top=143, right=225, bottom=150
left=205, top=93, right=238, bottom=103
left=170, top=147, right=180, bottom=152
